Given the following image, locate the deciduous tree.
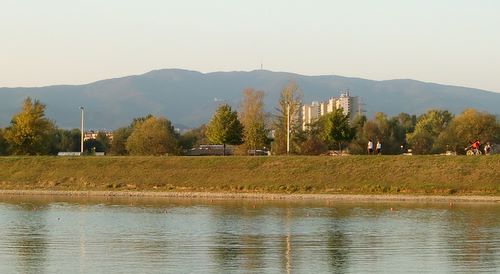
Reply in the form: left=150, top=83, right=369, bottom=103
left=179, top=125, right=207, bottom=150
left=349, top=112, right=416, bottom=155
left=239, top=88, right=268, bottom=154
left=110, top=115, right=153, bottom=155
left=4, top=97, right=55, bottom=155
left=316, top=108, right=355, bottom=152
left=436, top=109, right=500, bottom=153
left=0, top=128, right=8, bottom=155
left=298, top=124, right=328, bottom=155
left=56, top=128, right=81, bottom=152
left=272, top=81, right=302, bottom=155
left=96, top=131, right=111, bottom=153
left=126, top=116, right=180, bottom=155
left=110, top=127, right=132, bottom=155
left=205, top=104, right=243, bottom=155
left=406, top=109, right=453, bottom=154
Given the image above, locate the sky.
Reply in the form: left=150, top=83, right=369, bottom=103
left=1, top=0, right=500, bottom=92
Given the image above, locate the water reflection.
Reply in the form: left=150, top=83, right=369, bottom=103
left=9, top=209, right=48, bottom=273
left=327, top=230, right=350, bottom=272
left=0, top=195, right=498, bottom=273
left=444, top=205, right=500, bottom=272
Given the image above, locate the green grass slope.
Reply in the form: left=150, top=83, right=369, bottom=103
left=0, top=156, right=498, bottom=195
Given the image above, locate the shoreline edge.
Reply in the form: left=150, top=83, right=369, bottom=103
left=0, top=190, right=498, bottom=203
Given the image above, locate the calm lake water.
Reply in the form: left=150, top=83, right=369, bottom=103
left=0, top=195, right=498, bottom=273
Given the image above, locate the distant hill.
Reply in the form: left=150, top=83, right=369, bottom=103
left=1, top=69, right=499, bottom=129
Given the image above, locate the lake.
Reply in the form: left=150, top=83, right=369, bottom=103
left=0, top=195, right=498, bottom=273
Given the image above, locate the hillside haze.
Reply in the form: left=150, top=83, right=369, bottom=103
left=1, top=69, right=499, bottom=129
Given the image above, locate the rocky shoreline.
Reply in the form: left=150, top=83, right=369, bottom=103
left=0, top=190, right=498, bottom=203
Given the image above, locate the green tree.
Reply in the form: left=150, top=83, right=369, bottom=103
left=110, top=127, right=132, bottom=155
left=347, top=114, right=369, bottom=154
left=406, top=109, right=453, bottom=154
left=82, top=131, right=111, bottom=154
left=205, top=104, right=243, bottom=155
left=450, top=109, right=499, bottom=143
left=298, top=122, right=328, bottom=155
left=4, top=97, right=55, bottom=155
left=239, top=88, right=268, bottom=154
left=436, top=109, right=500, bottom=153
left=272, top=81, right=302, bottom=155
left=0, top=128, right=8, bottom=155
left=348, top=112, right=416, bottom=155
left=56, top=128, right=81, bottom=152
left=109, top=115, right=153, bottom=155
left=316, top=108, right=355, bottom=152
left=84, top=139, right=103, bottom=154
left=96, top=132, right=111, bottom=153
left=351, top=114, right=367, bottom=130
left=126, top=116, right=180, bottom=155
left=374, top=112, right=408, bottom=154
left=179, top=125, right=207, bottom=150
left=393, top=112, right=417, bottom=152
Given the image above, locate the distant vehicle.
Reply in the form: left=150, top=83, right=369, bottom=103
left=184, top=145, right=235, bottom=156
left=57, top=152, right=82, bottom=156
left=402, top=149, right=413, bottom=156
left=247, top=149, right=270, bottom=156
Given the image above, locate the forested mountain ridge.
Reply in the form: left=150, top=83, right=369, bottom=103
left=1, top=69, right=499, bottom=129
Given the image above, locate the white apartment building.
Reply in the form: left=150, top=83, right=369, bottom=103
left=336, top=90, right=362, bottom=119
left=84, top=130, right=114, bottom=141
left=302, top=90, right=363, bottom=130
left=301, top=101, right=321, bottom=130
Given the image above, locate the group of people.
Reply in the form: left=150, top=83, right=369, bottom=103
left=367, top=139, right=382, bottom=155
left=467, top=140, right=492, bottom=155
left=366, top=138, right=493, bottom=155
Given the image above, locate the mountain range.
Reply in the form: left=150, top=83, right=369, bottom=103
left=1, top=69, right=499, bottom=130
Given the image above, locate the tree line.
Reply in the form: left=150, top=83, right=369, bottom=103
left=0, top=84, right=499, bottom=156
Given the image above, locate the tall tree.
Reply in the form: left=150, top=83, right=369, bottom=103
left=239, top=88, right=268, bottom=154
left=4, top=97, right=55, bottom=155
left=205, top=104, right=243, bottom=155
left=436, top=109, right=500, bottom=153
left=373, top=112, right=406, bottom=154
left=299, top=120, right=328, bottom=155
left=110, top=127, right=132, bottom=155
left=83, top=131, right=111, bottom=154
left=0, top=128, right=8, bottom=155
left=109, top=115, right=153, bottom=155
left=348, top=112, right=416, bottom=155
left=316, top=108, right=355, bottom=152
left=449, top=108, right=499, bottom=143
left=56, top=128, right=81, bottom=152
left=95, top=131, right=111, bottom=153
left=272, top=81, right=302, bottom=155
left=179, top=124, right=207, bottom=150
left=347, top=114, right=368, bottom=154
left=126, top=116, right=180, bottom=155
left=406, top=109, right=453, bottom=154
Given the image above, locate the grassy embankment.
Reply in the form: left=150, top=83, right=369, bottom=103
left=0, top=155, right=498, bottom=196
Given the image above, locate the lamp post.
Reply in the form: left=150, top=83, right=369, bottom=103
left=286, top=103, right=290, bottom=155
left=80, top=106, right=84, bottom=154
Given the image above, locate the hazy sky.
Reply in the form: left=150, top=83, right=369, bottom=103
left=1, top=0, right=499, bottom=92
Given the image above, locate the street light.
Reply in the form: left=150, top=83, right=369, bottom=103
left=286, top=103, right=290, bottom=155
left=80, top=106, right=84, bottom=154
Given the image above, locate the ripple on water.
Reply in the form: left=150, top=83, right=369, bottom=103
left=0, top=198, right=498, bottom=273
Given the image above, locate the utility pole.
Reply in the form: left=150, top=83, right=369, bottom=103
left=80, top=106, right=84, bottom=154
left=286, top=103, right=290, bottom=155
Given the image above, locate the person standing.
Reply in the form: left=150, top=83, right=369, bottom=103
left=484, top=142, right=492, bottom=155
left=367, top=139, right=373, bottom=155
left=376, top=140, right=382, bottom=155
